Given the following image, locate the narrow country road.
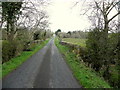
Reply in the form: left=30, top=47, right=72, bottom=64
left=2, top=37, right=81, bottom=88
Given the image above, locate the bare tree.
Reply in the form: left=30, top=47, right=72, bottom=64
left=77, top=0, right=120, bottom=32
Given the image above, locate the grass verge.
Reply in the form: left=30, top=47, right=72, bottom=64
left=2, top=39, right=49, bottom=78
left=55, top=38, right=111, bottom=88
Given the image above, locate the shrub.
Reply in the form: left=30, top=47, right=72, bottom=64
left=2, top=39, right=25, bottom=63
left=15, top=40, right=24, bottom=56
left=2, top=40, right=17, bottom=63
left=86, top=28, right=103, bottom=72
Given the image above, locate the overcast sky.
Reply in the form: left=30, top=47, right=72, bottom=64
left=46, top=0, right=91, bottom=32
left=46, top=0, right=119, bottom=32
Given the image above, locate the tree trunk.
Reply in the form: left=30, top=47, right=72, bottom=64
left=7, top=17, right=16, bottom=41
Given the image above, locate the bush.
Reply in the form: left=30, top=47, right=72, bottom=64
left=2, top=40, right=25, bottom=63
left=85, top=29, right=119, bottom=88
left=86, top=28, right=103, bottom=72
left=108, top=33, right=119, bottom=64
left=15, top=40, right=24, bottom=56
left=2, top=40, right=17, bottom=63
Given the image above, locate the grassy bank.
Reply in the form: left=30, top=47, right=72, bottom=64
left=2, top=39, right=49, bottom=78
left=62, top=38, right=86, bottom=47
left=55, top=38, right=111, bottom=88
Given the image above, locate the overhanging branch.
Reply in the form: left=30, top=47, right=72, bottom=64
left=108, top=11, right=120, bottom=23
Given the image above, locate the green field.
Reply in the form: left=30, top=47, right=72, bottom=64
left=2, top=39, right=49, bottom=78
left=55, top=38, right=111, bottom=88
left=62, top=38, right=86, bottom=47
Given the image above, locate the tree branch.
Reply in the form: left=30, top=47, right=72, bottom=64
left=94, top=1, right=104, bottom=14
left=108, top=11, right=120, bottom=23
left=107, top=1, right=120, bottom=15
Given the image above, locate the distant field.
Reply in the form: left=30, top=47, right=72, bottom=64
left=62, top=38, right=86, bottom=47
